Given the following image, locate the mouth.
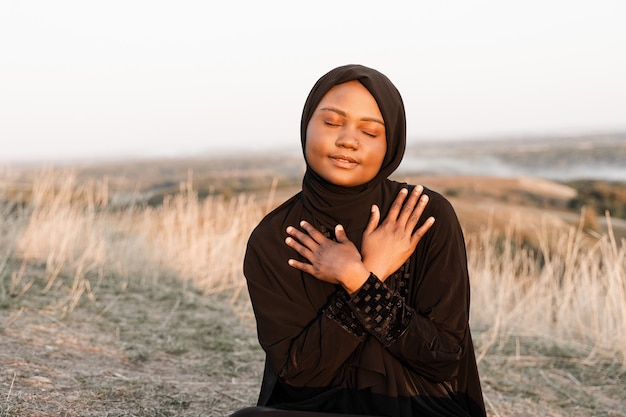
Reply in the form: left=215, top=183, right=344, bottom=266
left=329, top=154, right=359, bottom=168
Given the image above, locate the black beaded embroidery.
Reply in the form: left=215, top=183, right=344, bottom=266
left=321, top=225, right=368, bottom=339
left=320, top=226, right=412, bottom=345
left=325, top=289, right=367, bottom=339
left=348, top=269, right=413, bottom=347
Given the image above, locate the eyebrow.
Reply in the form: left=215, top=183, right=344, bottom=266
left=319, top=107, right=385, bottom=126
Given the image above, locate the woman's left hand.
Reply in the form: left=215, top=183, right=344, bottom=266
left=285, top=221, right=370, bottom=293
left=361, top=186, right=435, bottom=281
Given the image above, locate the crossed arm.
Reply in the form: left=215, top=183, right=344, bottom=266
left=246, top=185, right=468, bottom=389
left=285, top=185, right=435, bottom=293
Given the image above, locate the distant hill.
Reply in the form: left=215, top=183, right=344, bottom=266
left=3, top=133, right=625, bottom=231
left=400, top=131, right=626, bottom=181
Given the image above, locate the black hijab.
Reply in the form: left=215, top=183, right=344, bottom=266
left=245, top=65, right=487, bottom=416
left=299, top=64, right=408, bottom=238
left=245, top=63, right=411, bottom=376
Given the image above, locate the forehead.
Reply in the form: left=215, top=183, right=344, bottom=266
left=316, top=80, right=382, bottom=116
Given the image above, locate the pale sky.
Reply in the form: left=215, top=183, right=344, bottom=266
left=1, top=0, right=625, bottom=162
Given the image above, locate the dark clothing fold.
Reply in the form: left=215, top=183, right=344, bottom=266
left=244, top=185, right=485, bottom=416
left=242, top=64, right=486, bottom=416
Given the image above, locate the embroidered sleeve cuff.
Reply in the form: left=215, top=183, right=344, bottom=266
left=347, top=273, right=413, bottom=347
left=325, top=288, right=367, bottom=340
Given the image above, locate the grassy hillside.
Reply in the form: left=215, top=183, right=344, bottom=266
left=1, top=136, right=626, bottom=416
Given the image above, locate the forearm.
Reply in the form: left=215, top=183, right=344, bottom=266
left=273, top=289, right=366, bottom=387
left=250, top=284, right=367, bottom=387
left=347, top=273, right=465, bottom=382
left=246, top=241, right=366, bottom=389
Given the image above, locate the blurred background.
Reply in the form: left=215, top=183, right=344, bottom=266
left=1, top=2, right=626, bottom=416
left=1, top=0, right=625, bottom=163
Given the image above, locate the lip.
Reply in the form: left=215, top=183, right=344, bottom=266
left=329, top=154, right=359, bottom=168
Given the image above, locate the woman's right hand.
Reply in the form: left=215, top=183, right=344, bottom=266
left=360, top=186, right=435, bottom=281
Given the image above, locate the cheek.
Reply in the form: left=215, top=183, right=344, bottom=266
left=304, top=141, right=313, bottom=163
left=304, top=123, right=325, bottom=156
left=372, top=141, right=387, bottom=169
left=304, top=133, right=318, bottom=164
left=306, top=120, right=323, bottom=141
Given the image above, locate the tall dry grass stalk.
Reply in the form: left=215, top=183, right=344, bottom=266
left=138, top=176, right=264, bottom=301
left=468, top=211, right=626, bottom=366
left=0, top=199, right=24, bottom=302
left=1, top=169, right=265, bottom=314
left=7, top=169, right=166, bottom=314
left=2, top=168, right=625, bottom=366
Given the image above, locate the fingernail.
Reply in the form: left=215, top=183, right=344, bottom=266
left=285, top=237, right=292, bottom=244
left=401, top=188, right=408, bottom=194
left=300, top=220, right=307, bottom=227
left=416, top=185, right=423, bottom=193
left=286, top=226, right=293, bottom=233
left=336, top=224, right=344, bottom=231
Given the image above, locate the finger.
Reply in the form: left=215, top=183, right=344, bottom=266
left=387, top=188, right=409, bottom=221
left=334, top=224, right=347, bottom=243
left=287, top=258, right=315, bottom=275
left=286, top=224, right=320, bottom=249
left=406, top=193, right=429, bottom=229
left=410, top=216, right=435, bottom=247
left=285, top=235, right=315, bottom=261
left=363, top=205, right=380, bottom=236
left=335, top=224, right=353, bottom=244
left=299, top=220, right=329, bottom=244
left=398, top=185, right=424, bottom=226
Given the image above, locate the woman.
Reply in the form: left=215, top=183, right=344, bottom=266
left=240, top=64, right=486, bottom=416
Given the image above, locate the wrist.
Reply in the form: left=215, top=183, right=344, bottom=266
left=362, top=260, right=389, bottom=282
left=341, top=264, right=370, bottom=295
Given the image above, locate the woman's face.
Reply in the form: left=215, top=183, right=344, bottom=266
left=305, top=80, right=386, bottom=187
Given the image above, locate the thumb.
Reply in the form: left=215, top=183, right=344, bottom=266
left=335, top=224, right=349, bottom=243
left=364, top=205, right=380, bottom=235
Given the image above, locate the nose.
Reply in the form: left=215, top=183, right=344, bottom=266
left=335, top=126, right=359, bottom=150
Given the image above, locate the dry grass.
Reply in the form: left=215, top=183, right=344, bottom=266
left=469, top=211, right=626, bottom=366
left=137, top=175, right=265, bottom=300
left=4, top=170, right=267, bottom=313
left=1, top=168, right=625, bottom=416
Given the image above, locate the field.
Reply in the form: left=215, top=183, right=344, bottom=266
left=1, top=134, right=626, bottom=416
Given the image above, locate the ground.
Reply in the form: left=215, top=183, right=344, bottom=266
left=1, top=172, right=625, bottom=416
left=1, top=271, right=625, bottom=417
left=0, top=274, right=263, bottom=417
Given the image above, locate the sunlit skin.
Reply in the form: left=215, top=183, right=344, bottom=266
left=285, top=81, right=436, bottom=294
left=304, top=80, right=387, bottom=187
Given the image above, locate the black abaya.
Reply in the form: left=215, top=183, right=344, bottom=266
left=242, top=65, right=486, bottom=417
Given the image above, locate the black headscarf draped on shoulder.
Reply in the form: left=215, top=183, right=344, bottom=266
left=299, top=64, right=409, bottom=239
left=245, top=65, right=486, bottom=416
left=246, top=64, right=413, bottom=405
